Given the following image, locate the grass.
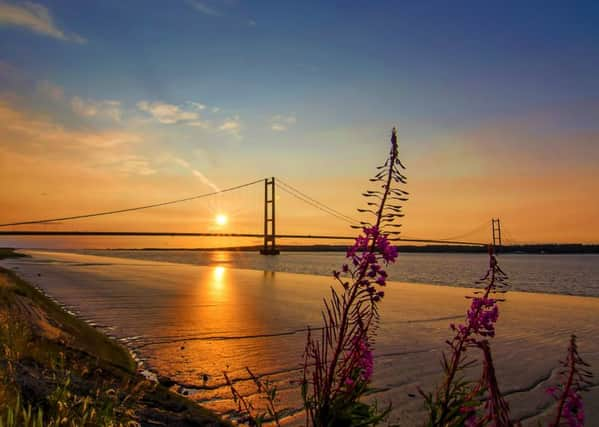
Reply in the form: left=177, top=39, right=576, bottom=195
left=2, top=266, right=136, bottom=372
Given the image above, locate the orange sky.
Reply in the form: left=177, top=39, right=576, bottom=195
left=1, top=1, right=598, bottom=248
left=1, top=94, right=598, bottom=248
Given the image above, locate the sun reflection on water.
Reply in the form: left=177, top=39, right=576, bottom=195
left=212, top=266, right=226, bottom=290
left=213, top=266, right=225, bottom=280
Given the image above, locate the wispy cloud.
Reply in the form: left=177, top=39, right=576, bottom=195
left=187, top=120, right=210, bottom=128
left=72, top=97, right=122, bottom=121
left=134, top=99, right=242, bottom=138
left=270, top=114, right=296, bottom=132
left=188, top=101, right=206, bottom=110
left=218, top=115, right=241, bottom=138
left=0, top=1, right=86, bottom=43
left=0, top=100, right=149, bottom=176
left=185, top=0, right=221, bottom=16
left=108, top=154, right=156, bottom=176
left=137, top=100, right=199, bottom=124
left=166, top=155, right=220, bottom=191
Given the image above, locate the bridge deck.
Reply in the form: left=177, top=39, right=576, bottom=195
left=0, top=231, right=485, bottom=246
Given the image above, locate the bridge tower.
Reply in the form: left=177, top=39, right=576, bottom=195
left=260, top=177, right=280, bottom=255
left=491, top=218, right=502, bottom=249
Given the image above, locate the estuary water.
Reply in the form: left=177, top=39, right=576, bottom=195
left=2, top=250, right=599, bottom=425
left=77, top=250, right=599, bottom=297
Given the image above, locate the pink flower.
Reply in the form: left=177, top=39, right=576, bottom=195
left=462, top=296, right=500, bottom=340
left=349, top=337, right=374, bottom=382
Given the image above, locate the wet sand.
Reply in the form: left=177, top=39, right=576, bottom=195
left=2, top=250, right=598, bottom=425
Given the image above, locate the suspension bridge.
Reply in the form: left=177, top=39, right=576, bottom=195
left=0, top=177, right=503, bottom=254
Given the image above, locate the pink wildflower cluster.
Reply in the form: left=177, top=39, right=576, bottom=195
left=447, top=249, right=505, bottom=348
left=546, top=335, right=592, bottom=427
left=334, top=226, right=397, bottom=302
left=344, top=337, right=374, bottom=388
left=425, top=248, right=512, bottom=426
left=354, top=336, right=374, bottom=382
left=450, top=296, right=499, bottom=339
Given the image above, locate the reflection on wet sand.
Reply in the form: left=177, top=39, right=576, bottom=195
left=2, top=250, right=599, bottom=425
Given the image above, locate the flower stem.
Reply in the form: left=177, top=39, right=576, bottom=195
left=552, top=337, right=576, bottom=427
left=438, top=254, right=497, bottom=424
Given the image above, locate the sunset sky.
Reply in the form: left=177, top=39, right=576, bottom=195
left=1, top=1, right=598, bottom=248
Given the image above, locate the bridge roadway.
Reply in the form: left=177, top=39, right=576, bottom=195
left=0, top=230, right=485, bottom=246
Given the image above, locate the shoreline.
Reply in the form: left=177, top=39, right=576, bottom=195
left=0, top=249, right=230, bottom=426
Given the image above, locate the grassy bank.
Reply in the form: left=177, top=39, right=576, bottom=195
left=0, top=249, right=230, bottom=427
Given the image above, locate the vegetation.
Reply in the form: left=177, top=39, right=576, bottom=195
left=226, top=129, right=593, bottom=426
left=0, top=248, right=27, bottom=260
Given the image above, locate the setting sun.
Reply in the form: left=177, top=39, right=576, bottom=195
left=215, top=214, right=228, bottom=226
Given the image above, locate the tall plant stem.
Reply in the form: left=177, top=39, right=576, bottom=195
left=320, top=129, right=399, bottom=413
left=438, top=259, right=497, bottom=425
left=552, top=338, right=576, bottom=426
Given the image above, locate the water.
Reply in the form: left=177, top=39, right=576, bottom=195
left=77, top=250, right=599, bottom=297
left=3, top=250, right=599, bottom=425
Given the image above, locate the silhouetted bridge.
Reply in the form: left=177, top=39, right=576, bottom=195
left=0, top=177, right=502, bottom=254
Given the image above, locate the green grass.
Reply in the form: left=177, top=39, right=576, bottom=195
left=1, top=249, right=133, bottom=371
left=1, top=267, right=136, bottom=372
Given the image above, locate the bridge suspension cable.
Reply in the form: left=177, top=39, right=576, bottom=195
left=435, top=220, right=490, bottom=242
left=276, top=179, right=359, bottom=225
left=501, top=227, right=522, bottom=245
left=0, top=179, right=265, bottom=227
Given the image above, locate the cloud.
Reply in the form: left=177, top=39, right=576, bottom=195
left=191, top=169, right=220, bottom=191
left=219, top=120, right=239, bottom=132
left=72, top=96, right=122, bottom=121
left=137, top=99, right=240, bottom=136
left=77, top=132, right=140, bottom=148
left=188, top=101, right=206, bottom=110
left=110, top=155, right=156, bottom=176
left=218, top=116, right=241, bottom=138
left=137, top=100, right=199, bottom=124
left=270, top=114, right=296, bottom=132
left=187, top=120, right=210, bottom=128
left=0, top=100, right=148, bottom=176
left=185, top=0, right=221, bottom=16
left=163, top=154, right=220, bottom=191
left=271, top=123, right=287, bottom=132
left=0, top=1, right=86, bottom=43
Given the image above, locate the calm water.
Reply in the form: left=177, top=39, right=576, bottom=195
left=78, top=250, right=599, bottom=297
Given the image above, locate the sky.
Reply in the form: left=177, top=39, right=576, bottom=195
left=1, top=0, right=598, bottom=248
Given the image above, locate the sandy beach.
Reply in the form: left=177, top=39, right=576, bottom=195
left=2, top=250, right=598, bottom=426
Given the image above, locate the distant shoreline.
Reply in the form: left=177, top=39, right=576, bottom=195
left=83, top=243, right=599, bottom=254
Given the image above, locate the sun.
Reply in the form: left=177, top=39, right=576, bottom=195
left=215, top=214, right=228, bottom=226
